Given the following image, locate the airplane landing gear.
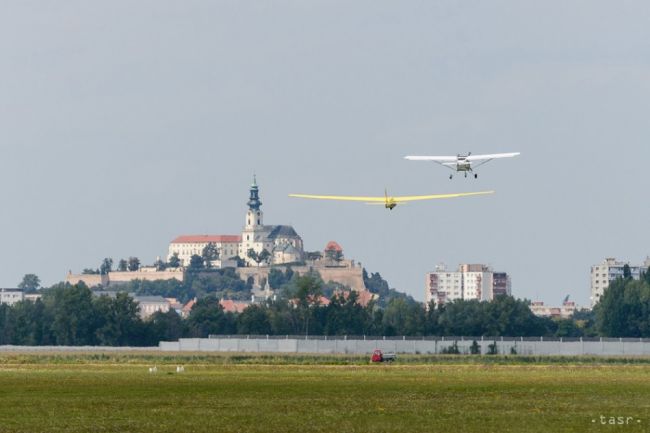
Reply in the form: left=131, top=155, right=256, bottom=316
left=449, top=174, right=453, bottom=180
left=474, top=173, right=478, bottom=179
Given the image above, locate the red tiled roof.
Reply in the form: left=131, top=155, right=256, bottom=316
left=171, top=235, right=241, bottom=244
left=219, top=299, right=250, bottom=313
left=182, top=299, right=196, bottom=313
left=335, top=290, right=377, bottom=307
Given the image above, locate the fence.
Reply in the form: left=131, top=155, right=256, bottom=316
left=159, top=336, right=650, bottom=356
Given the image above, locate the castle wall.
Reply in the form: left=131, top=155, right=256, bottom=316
left=65, top=269, right=184, bottom=288
left=107, top=270, right=184, bottom=284
left=65, top=273, right=107, bottom=287
left=236, top=264, right=366, bottom=291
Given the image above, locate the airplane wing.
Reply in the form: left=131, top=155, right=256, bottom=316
left=289, top=194, right=386, bottom=202
left=404, top=155, right=457, bottom=162
left=465, top=152, right=520, bottom=161
left=393, top=191, right=494, bottom=202
left=289, top=191, right=494, bottom=203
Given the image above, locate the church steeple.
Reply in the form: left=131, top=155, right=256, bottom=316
left=247, top=174, right=262, bottom=211
left=245, top=175, right=264, bottom=231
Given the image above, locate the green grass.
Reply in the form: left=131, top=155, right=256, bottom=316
left=0, top=354, right=648, bottom=432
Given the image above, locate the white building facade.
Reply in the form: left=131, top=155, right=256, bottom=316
left=590, top=257, right=650, bottom=307
left=425, top=264, right=511, bottom=306
left=133, top=296, right=170, bottom=319
left=0, top=289, right=24, bottom=306
left=530, top=300, right=578, bottom=319
left=168, top=235, right=241, bottom=267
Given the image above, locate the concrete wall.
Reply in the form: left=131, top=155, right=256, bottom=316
left=0, top=345, right=159, bottom=352
left=159, top=337, right=650, bottom=356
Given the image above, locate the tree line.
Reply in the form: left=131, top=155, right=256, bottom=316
left=0, top=274, right=595, bottom=347
left=594, top=269, right=650, bottom=338
left=5, top=266, right=649, bottom=346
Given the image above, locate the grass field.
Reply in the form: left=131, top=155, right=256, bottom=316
left=0, top=354, right=648, bottom=433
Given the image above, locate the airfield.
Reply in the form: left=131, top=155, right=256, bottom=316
left=0, top=352, right=648, bottom=433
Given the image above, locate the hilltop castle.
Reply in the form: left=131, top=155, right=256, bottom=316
left=67, top=177, right=367, bottom=293
left=168, top=177, right=304, bottom=267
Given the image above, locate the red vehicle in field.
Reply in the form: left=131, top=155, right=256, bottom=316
left=371, top=349, right=396, bottom=363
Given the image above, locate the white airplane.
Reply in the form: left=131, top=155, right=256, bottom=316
left=404, top=152, right=520, bottom=179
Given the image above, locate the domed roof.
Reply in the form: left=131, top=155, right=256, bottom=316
left=324, top=241, right=342, bottom=252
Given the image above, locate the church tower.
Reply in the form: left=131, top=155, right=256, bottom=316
left=245, top=175, right=263, bottom=230
left=240, top=175, right=266, bottom=261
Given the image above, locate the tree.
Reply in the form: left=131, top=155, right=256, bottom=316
left=382, top=298, right=425, bottom=336
left=148, top=310, right=186, bottom=342
left=154, top=258, right=167, bottom=271
left=8, top=299, right=51, bottom=345
left=247, top=248, right=270, bottom=267
left=46, top=284, right=98, bottom=345
left=127, top=257, right=140, bottom=272
left=100, top=258, right=113, bottom=275
left=323, top=291, right=369, bottom=336
left=258, top=249, right=271, bottom=266
left=202, top=243, right=220, bottom=268
left=168, top=253, right=181, bottom=268
left=237, top=304, right=272, bottom=334
left=186, top=297, right=235, bottom=337
left=554, top=318, right=583, bottom=338
left=268, top=267, right=295, bottom=290
left=18, top=274, right=40, bottom=292
left=94, top=292, right=141, bottom=346
left=596, top=278, right=650, bottom=337
left=231, top=255, right=246, bottom=267
left=247, top=249, right=259, bottom=265
left=623, top=264, right=632, bottom=279
left=293, top=275, right=323, bottom=336
left=117, top=259, right=128, bottom=272
left=188, top=254, right=205, bottom=271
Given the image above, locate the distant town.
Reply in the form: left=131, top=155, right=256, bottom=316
left=0, top=178, right=648, bottom=343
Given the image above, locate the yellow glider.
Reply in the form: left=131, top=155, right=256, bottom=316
left=289, top=190, right=494, bottom=210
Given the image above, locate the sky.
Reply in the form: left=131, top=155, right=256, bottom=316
left=1, top=1, right=649, bottom=305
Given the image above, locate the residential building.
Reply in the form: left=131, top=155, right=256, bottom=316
left=590, top=257, right=650, bottom=306
left=530, top=300, right=578, bottom=319
left=181, top=298, right=197, bottom=318
left=24, top=293, right=42, bottom=302
left=219, top=299, right=251, bottom=314
left=133, top=296, right=170, bottom=319
left=0, top=288, right=24, bottom=306
left=425, top=263, right=511, bottom=306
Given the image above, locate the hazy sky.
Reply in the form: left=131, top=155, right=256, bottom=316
left=1, top=1, right=649, bottom=305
